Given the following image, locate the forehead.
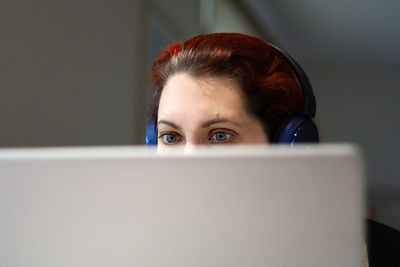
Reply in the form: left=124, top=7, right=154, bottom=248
left=158, top=73, right=248, bottom=119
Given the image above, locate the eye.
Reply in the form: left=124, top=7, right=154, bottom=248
left=209, top=131, right=233, bottom=143
left=159, top=133, right=181, bottom=145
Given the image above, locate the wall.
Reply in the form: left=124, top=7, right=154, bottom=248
left=0, top=0, right=146, bottom=146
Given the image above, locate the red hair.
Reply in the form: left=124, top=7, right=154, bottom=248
left=150, top=33, right=304, bottom=140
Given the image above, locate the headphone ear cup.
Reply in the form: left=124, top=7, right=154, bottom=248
left=146, top=120, right=158, bottom=145
left=274, top=116, right=319, bottom=144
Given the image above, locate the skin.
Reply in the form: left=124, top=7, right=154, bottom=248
left=157, top=73, right=268, bottom=151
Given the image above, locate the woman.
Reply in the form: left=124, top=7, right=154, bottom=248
left=147, top=32, right=318, bottom=148
left=147, top=33, right=399, bottom=266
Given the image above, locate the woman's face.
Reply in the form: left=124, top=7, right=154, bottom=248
left=157, top=73, right=268, bottom=150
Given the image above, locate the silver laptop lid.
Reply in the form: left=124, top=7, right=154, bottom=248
left=0, top=144, right=364, bottom=267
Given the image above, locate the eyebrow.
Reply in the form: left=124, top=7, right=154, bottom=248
left=201, top=118, right=241, bottom=128
left=157, top=120, right=181, bottom=130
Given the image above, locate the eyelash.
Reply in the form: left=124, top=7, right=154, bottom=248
left=158, top=129, right=237, bottom=145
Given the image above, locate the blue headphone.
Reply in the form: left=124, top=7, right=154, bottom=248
left=146, top=44, right=319, bottom=146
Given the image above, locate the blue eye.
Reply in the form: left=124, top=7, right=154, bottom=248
left=160, top=133, right=179, bottom=144
left=211, top=132, right=231, bottom=143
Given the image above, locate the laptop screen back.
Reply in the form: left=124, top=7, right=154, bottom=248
left=0, top=145, right=364, bottom=267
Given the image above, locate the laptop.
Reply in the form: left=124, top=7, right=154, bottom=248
left=0, top=144, right=364, bottom=267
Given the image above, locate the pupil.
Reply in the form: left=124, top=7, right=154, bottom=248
left=215, top=132, right=227, bottom=141
left=166, top=134, right=176, bottom=143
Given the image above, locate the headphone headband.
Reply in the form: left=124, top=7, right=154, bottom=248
left=268, top=43, right=316, bottom=119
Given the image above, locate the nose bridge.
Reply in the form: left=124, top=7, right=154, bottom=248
left=181, top=124, right=206, bottom=150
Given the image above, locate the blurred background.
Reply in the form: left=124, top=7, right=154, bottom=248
left=1, top=0, right=399, bottom=228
